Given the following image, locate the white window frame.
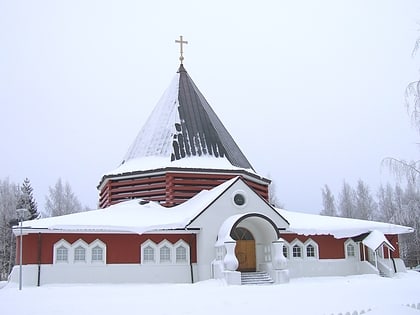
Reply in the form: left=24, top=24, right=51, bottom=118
left=72, top=239, right=89, bottom=264
left=158, top=240, right=173, bottom=264
left=54, top=239, right=71, bottom=264
left=290, top=239, right=304, bottom=259
left=345, top=239, right=359, bottom=260
left=141, top=240, right=157, bottom=264
left=90, top=239, right=106, bottom=264
left=174, top=240, right=190, bottom=264
left=53, top=239, right=71, bottom=264
left=304, top=239, right=319, bottom=259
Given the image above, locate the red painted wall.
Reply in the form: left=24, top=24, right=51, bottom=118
left=281, top=233, right=401, bottom=260
left=17, top=233, right=197, bottom=265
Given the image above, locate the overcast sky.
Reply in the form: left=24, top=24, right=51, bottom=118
left=1, top=1, right=419, bottom=214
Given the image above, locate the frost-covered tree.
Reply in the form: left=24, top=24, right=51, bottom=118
left=320, top=184, right=337, bottom=216
left=268, top=177, right=284, bottom=208
left=45, top=178, right=83, bottom=217
left=338, top=181, right=356, bottom=218
left=16, top=178, right=39, bottom=220
left=377, top=184, right=397, bottom=223
left=0, top=178, right=19, bottom=280
left=354, top=180, right=377, bottom=220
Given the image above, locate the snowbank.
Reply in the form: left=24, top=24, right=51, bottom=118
left=1, top=272, right=419, bottom=315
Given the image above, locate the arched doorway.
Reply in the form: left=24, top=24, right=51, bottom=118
left=231, top=227, right=256, bottom=272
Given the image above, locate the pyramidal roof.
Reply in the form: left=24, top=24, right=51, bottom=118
left=110, top=64, right=254, bottom=175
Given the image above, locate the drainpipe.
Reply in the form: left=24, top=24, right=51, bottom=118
left=37, top=233, right=42, bottom=287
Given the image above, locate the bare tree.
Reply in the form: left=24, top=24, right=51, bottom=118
left=0, top=178, right=19, bottom=280
left=45, top=178, right=83, bottom=217
left=338, top=181, right=356, bottom=218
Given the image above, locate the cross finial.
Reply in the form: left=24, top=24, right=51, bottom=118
left=175, top=35, right=188, bottom=64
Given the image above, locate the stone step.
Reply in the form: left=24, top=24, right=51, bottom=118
left=241, top=272, right=274, bottom=285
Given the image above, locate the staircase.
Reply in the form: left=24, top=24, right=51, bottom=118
left=241, top=272, right=274, bottom=285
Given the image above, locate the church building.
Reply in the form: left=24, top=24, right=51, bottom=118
left=11, top=37, right=413, bottom=286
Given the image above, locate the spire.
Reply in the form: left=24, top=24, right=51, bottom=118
left=122, top=65, right=254, bottom=171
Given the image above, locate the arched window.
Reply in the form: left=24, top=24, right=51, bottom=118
left=160, top=245, right=171, bottom=263
left=74, top=246, right=86, bottom=262
left=56, top=246, right=68, bottom=262
left=230, top=227, right=254, bottom=240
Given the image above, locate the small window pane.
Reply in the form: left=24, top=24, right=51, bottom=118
left=176, top=246, right=187, bottom=263
left=160, top=245, right=171, bottom=262
left=92, top=246, right=103, bottom=261
left=74, top=246, right=86, bottom=261
left=143, top=246, right=155, bottom=262
left=293, top=245, right=302, bottom=258
left=56, top=246, right=68, bottom=262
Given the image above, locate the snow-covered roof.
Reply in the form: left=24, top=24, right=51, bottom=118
left=19, top=178, right=238, bottom=234
left=19, top=178, right=413, bottom=239
left=362, top=230, right=395, bottom=251
left=278, top=209, right=413, bottom=239
left=107, top=64, right=254, bottom=177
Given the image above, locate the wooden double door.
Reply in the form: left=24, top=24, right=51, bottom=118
left=231, top=227, right=256, bottom=272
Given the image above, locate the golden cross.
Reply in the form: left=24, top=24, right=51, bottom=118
left=175, top=35, right=188, bottom=64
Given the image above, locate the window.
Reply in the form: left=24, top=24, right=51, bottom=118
left=92, top=246, right=103, bottom=262
left=292, top=245, right=302, bottom=258
left=176, top=245, right=187, bottom=263
left=347, top=243, right=355, bottom=257
left=306, top=244, right=315, bottom=258
left=283, top=245, right=288, bottom=258
left=74, top=246, right=86, bottom=262
left=143, top=246, right=155, bottom=263
left=56, top=246, right=68, bottom=262
left=160, top=245, right=171, bottom=263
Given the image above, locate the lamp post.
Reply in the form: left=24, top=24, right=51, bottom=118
left=16, top=208, right=29, bottom=290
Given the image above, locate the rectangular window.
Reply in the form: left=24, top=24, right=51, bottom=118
left=176, top=246, right=187, bottom=263
left=306, top=245, right=315, bottom=257
left=143, top=246, right=155, bottom=263
left=56, top=246, right=68, bottom=262
left=160, top=246, right=171, bottom=262
left=92, top=246, right=103, bottom=261
left=74, top=246, right=86, bottom=262
left=292, top=245, right=302, bottom=258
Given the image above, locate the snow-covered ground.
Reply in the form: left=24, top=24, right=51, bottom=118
left=1, top=272, right=419, bottom=315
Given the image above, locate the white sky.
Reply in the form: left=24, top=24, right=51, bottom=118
left=1, top=1, right=419, bottom=214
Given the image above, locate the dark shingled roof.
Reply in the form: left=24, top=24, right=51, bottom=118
left=122, top=64, right=254, bottom=171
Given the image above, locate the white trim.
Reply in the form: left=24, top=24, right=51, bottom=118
left=174, top=240, right=190, bottom=264
left=231, top=190, right=247, bottom=208
left=344, top=239, right=359, bottom=260
left=72, top=239, right=89, bottom=264
left=90, top=239, right=107, bottom=264
left=290, top=239, right=304, bottom=259
left=304, top=239, right=319, bottom=259
left=141, top=240, right=157, bottom=264
left=53, top=239, right=71, bottom=264
left=158, top=240, right=173, bottom=264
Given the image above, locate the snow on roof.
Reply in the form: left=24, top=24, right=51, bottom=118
left=104, top=65, right=255, bottom=178
left=20, top=178, right=413, bottom=238
left=362, top=230, right=395, bottom=251
left=20, top=178, right=237, bottom=234
left=106, top=156, right=253, bottom=177
left=278, top=208, right=414, bottom=239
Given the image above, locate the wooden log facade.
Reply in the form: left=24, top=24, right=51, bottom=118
left=99, top=169, right=270, bottom=208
